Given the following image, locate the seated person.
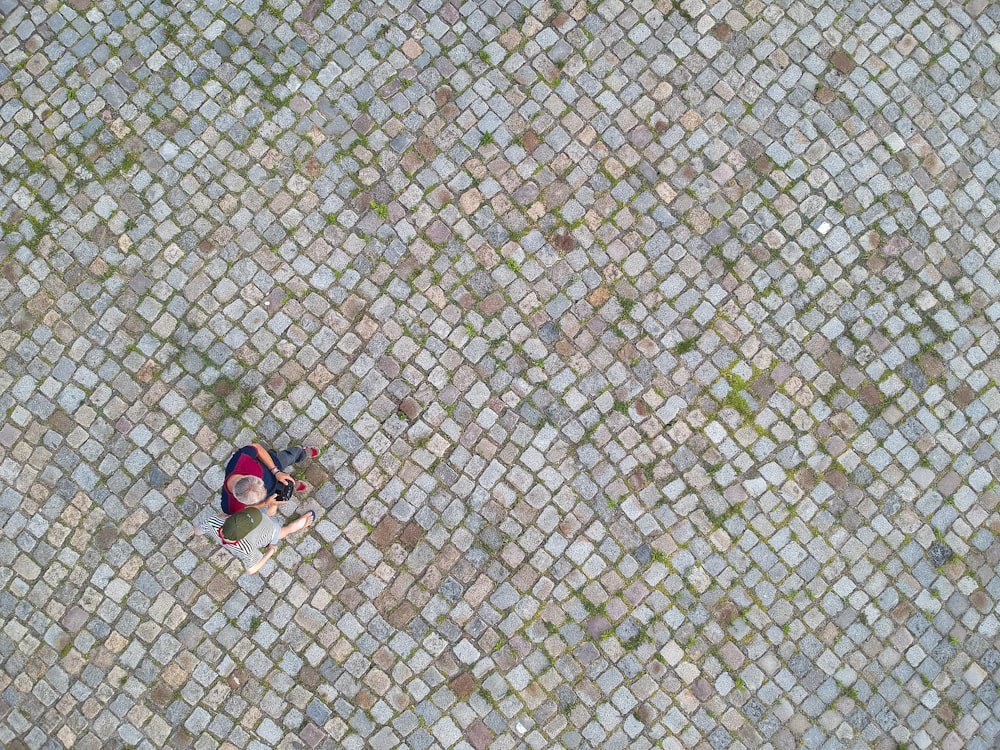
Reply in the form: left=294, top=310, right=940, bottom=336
left=220, top=443, right=319, bottom=514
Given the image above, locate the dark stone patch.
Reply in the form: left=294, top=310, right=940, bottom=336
left=433, top=466, right=460, bottom=493
left=824, top=469, right=847, bottom=491
left=93, top=524, right=118, bottom=551
left=883, top=234, right=909, bottom=256
left=468, top=270, right=495, bottom=297
left=585, top=616, right=610, bottom=639
left=513, top=181, right=539, bottom=204
left=425, top=219, right=451, bottom=245
left=712, top=22, right=730, bottom=40
left=129, top=272, right=151, bottom=294
left=628, top=469, right=648, bottom=491
left=715, top=600, right=740, bottom=626
left=398, top=396, right=419, bottom=420
left=300, top=0, right=324, bottom=21
left=846, top=707, right=869, bottom=730
left=851, top=465, right=873, bottom=487
left=816, top=85, right=836, bottom=104
left=882, top=492, right=901, bottom=516
left=691, top=677, right=713, bottom=701
left=899, top=416, right=926, bottom=440
left=928, top=541, right=953, bottom=567
left=484, top=223, right=509, bottom=248
left=478, top=526, right=502, bottom=552
left=708, top=726, right=732, bottom=749
left=61, top=605, right=88, bottom=632
left=479, top=292, right=505, bottom=315
left=952, top=383, right=975, bottom=407
left=449, top=672, right=476, bottom=698
left=634, top=543, right=651, bottom=565
left=615, top=617, right=641, bottom=644
left=400, top=521, right=424, bottom=549
left=831, top=50, right=855, bottom=73
left=305, top=699, right=330, bottom=728
left=552, top=229, right=575, bottom=252
left=538, top=321, right=559, bottom=344
left=907, top=613, right=931, bottom=637
left=743, top=698, right=765, bottom=722
left=788, top=652, right=811, bottom=677
left=970, top=590, right=990, bottom=612
left=148, top=466, right=166, bottom=487
left=439, top=577, right=463, bottom=603
left=297, top=665, right=320, bottom=690
left=467, top=719, right=493, bottom=750
left=414, top=136, right=436, bottom=161
left=151, top=680, right=175, bottom=706
left=386, top=601, right=416, bottom=630
left=371, top=517, right=402, bottom=549
left=980, top=649, right=1000, bottom=672
left=898, top=361, right=927, bottom=392
left=377, top=355, right=400, bottom=378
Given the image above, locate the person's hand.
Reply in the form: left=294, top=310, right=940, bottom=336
left=265, top=544, right=278, bottom=555
left=263, top=493, right=288, bottom=513
left=274, top=470, right=293, bottom=487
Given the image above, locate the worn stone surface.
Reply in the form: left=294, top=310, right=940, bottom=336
left=2, top=1, right=1000, bottom=748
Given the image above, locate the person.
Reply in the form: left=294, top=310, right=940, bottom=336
left=193, top=506, right=316, bottom=575
left=220, top=444, right=320, bottom=515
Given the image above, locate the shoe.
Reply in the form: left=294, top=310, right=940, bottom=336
left=304, top=446, right=320, bottom=459
left=295, top=481, right=307, bottom=492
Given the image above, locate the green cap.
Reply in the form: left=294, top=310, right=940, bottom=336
left=221, top=508, right=263, bottom=541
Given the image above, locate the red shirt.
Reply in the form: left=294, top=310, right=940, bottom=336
left=220, top=447, right=275, bottom=514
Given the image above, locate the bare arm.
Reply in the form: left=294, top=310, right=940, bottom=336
left=251, top=444, right=293, bottom=485
left=251, top=494, right=288, bottom=515
left=245, top=545, right=277, bottom=575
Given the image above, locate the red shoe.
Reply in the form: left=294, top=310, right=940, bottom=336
left=304, top=446, right=320, bottom=459
left=295, top=481, right=307, bottom=492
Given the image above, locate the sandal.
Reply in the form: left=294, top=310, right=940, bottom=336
left=303, top=510, right=316, bottom=527
left=304, top=446, right=320, bottom=459
left=295, top=481, right=307, bottom=492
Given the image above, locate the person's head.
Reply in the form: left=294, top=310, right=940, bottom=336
left=220, top=508, right=264, bottom=543
left=233, top=475, right=267, bottom=505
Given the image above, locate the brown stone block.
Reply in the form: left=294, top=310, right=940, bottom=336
left=398, top=396, right=420, bottom=420
left=387, top=601, right=416, bottom=629
left=468, top=719, right=493, bottom=750
left=450, top=672, right=476, bottom=698
left=353, top=688, right=376, bottom=710
left=371, top=516, right=402, bottom=549
left=831, top=50, right=855, bottom=73
left=400, top=521, right=424, bottom=548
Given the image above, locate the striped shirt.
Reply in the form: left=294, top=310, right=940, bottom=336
left=199, top=514, right=272, bottom=570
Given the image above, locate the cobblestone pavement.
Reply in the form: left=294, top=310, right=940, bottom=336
left=2, top=0, right=1000, bottom=748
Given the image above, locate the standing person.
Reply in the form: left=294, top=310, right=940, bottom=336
left=220, top=443, right=320, bottom=515
left=193, top=507, right=317, bottom=575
